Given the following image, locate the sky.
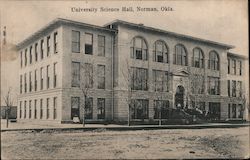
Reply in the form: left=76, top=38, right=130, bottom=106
left=0, top=0, right=248, bottom=56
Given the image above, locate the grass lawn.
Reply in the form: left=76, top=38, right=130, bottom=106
left=1, top=127, right=249, bottom=159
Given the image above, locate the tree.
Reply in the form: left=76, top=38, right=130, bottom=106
left=189, top=74, right=205, bottom=111
left=121, top=59, right=134, bottom=126
left=79, top=62, right=94, bottom=127
left=153, top=70, right=170, bottom=126
left=3, top=87, right=13, bottom=128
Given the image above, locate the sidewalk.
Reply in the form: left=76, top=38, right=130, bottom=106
left=1, top=120, right=249, bottom=132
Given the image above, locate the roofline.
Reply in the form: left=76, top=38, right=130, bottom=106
left=227, top=52, right=248, bottom=60
left=17, top=18, right=116, bottom=49
left=104, top=19, right=235, bottom=49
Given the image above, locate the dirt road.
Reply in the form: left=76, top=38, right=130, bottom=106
left=1, top=127, right=249, bottom=159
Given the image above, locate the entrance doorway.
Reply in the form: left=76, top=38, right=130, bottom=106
left=175, top=86, right=185, bottom=109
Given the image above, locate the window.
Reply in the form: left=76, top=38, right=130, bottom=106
left=228, top=80, right=230, bottom=97
left=46, top=98, right=50, bottom=119
left=98, top=35, right=105, bottom=56
left=29, top=71, right=32, bottom=92
left=238, top=104, right=243, bottom=118
left=131, top=99, right=149, bottom=119
left=24, top=73, right=27, bottom=93
left=85, top=33, right=93, bottom=54
left=153, top=40, right=168, bottom=63
left=85, top=97, right=93, bottom=119
left=53, top=63, right=57, bottom=88
left=41, top=39, right=44, bottom=59
left=208, top=77, right=220, bottom=95
left=232, top=59, right=236, bottom=74
left=20, top=51, right=23, bottom=67
left=29, top=100, right=32, bottom=118
left=20, top=75, right=22, bottom=94
left=97, top=65, right=105, bottom=89
left=154, top=100, right=170, bottom=119
left=237, top=81, right=242, bottom=97
left=29, top=46, right=32, bottom=64
left=19, top=101, right=22, bottom=119
left=97, top=98, right=105, bottom=119
left=227, top=59, right=230, bottom=74
left=54, top=32, right=58, bottom=53
left=72, top=62, right=80, bottom=87
left=191, top=74, right=205, bottom=94
left=34, top=70, right=37, bottom=91
left=193, top=48, right=204, bottom=68
left=46, top=65, right=50, bottom=89
left=232, top=104, right=236, bottom=118
left=53, top=97, right=57, bottom=119
left=72, top=30, right=80, bottom=53
left=208, top=102, right=221, bottom=120
left=238, top=61, right=242, bottom=75
left=24, top=101, right=27, bottom=118
left=47, top=36, right=50, bottom=56
left=228, top=104, right=231, bottom=118
left=25, top=49, right=27, bottom=66
left=208, top=51, right=219, bottom=70
left=40, top=67, right=44, bottom=90
left=153, top=70, right=169, bottom=92
left=130, top=37, right=148, bottom=60
left=83, top=63, right=93, bottom=88
left=174, top=44, right=187, bottom=66
left=131, top=67, right=148, bottom=91
left=34, top=99, right=37, bottom=119
left=35, top=43, right=38, bottom=61
left=40, top=99, right=43, bottom=119
left=232, top=80, right=236, bottom=97
left=71, top=97, right=80, bottom=119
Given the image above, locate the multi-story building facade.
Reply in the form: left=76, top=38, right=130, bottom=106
left=17, top=18, right=249, bottom=123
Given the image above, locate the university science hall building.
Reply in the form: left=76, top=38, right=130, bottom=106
left=17, top=18, right=249, bottom=123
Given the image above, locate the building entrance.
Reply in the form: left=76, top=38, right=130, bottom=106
left=175, top=85, right=185, bottom=109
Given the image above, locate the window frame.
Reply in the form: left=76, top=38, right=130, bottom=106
left=71, top=97, right=80, bottom=119
left=72, top=30, right=80, bottom=53
left=85, top=33, right=93, bottom=55
left=71, top=61, right=80, bottom=87
left=174, top=44, right=188, bottom=66
left=153, top=40, right=168, bottom=63
left=97, top=98, right=105, bottom=119
left=192, top=48, right=204, bottom=68
left=130, top=36, right=148, bottom=60
left=208, top=51, right=220, bottom=70
left=98, top=35, right=105, bottom=56
left=97, top=65, right=105, bottom=89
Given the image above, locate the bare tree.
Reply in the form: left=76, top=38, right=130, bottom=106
left=189, top=74, right=205, bottom=111
left=3, top=87, right=13, bottom=128
left=153, top=70, right=169, bottom=126
left=121, top=59, right=134, bottom=126
left=79, top=62, right=94, bottom=127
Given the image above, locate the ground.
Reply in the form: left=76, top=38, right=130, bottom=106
left=1, top=127, right=249, bottom=159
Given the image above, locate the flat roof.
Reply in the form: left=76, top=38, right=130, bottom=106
left=17, top=18, right=116, bottom=49
left=17, top=18, right=235, bottom=50
left=104, top=19, right=235, bottom=49
left=227, top=52, right=248, bottom=60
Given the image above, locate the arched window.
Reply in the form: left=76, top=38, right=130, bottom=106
left=208, top=51, right=219, bottom=70
left=130, top=36, right=148, bottom=60
left=192, top=48, right=204, bottom=68
left=153, top=40, right=168, bottom=63
left=174, top=44, right=187, bottom=66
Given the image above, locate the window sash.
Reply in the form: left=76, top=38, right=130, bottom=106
left=72, top=62, right=80, bottom=87
left=98, top=35, right=105, bottom=56
left=72, top=31, right=80, bottom=53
